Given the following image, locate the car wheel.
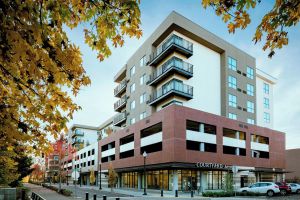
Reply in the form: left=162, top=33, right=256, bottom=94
left=267, top=190, right=274, bottom=197
left=280, top=189, right=287, bottom=196
left=296, top=189, right=300, bottom=194
left=242, top=190, right=247, bottom=195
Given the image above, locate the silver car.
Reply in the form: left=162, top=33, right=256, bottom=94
left=288, top=183, right=300, bottom=194
left=239, top=182, right=280, bottom=197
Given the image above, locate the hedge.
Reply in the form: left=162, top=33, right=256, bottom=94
left=202, top=191, right=264, bottom=197
left=41, top=184, right=72, bottom=196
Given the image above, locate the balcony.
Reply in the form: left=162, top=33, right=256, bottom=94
left=114, top=95, right=127, bottom=112
left=147, top=57, right=193, bottom=86
left=114, top=79, right=127, bottom=97
left=147, top=80, right=193, bottom=106
left=113, top=112, right=127, bottom=126
left=71, top=129, right=84, bottom=138
left=148, top=34, right=193, bottom=66
left=72, top=138, right=84, bottom=145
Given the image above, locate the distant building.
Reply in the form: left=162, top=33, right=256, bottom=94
left=286, top=148, right=300, bottom=181
left=45, top=141, right=62, bottom=182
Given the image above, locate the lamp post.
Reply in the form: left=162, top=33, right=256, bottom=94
left=143, top=151, right=148, bottom=195
left=80, top=168, right=82, bottom=187
left=99, top=162, right=102, bottom=190
left=67, top=169, right=69, bottom=185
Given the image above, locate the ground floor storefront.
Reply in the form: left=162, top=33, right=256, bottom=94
left=118, top=165, right=284, bottom=192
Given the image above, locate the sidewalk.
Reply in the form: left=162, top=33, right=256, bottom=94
left=53, top=183, right=208, bottom=198
left=25, top=183, right=72, bottom=200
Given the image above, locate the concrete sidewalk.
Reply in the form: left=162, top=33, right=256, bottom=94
left=25, top=183, right=72, bottom=200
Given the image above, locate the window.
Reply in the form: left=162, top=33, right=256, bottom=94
left=263, top=83, right=269, bottom=94
left=140, top=112, right=146, bottom=120
left=130, top=118, right=135, bottom=125
left=130, top=83, right=135, bottom=93
left=264, top=112, right=270, bottom=123
left=140, top=93, right=146, bottom=104
left=228, top=57, right=237, bottom=71
left=140, top=74, right=146, bottom=85
left=130, top=100, right=135, bottom=110
left=247, top=84, right=254, bottom=96
left=228, top=94, right=237, bottom=108
left=91, top=160, right=95, bottom=165
left=92, top=149, right=95, bottom=155
left=247, top=66, right=254, bottom=79
left=88, top=151, right=90, bottom=156
left=88, top=161, right=90, bottom=166
left=84, top=152, right=86, bottom=158
left=264, top=97, right=270, bottom=109
left=228, top=76, right=237, bottom=89
left=130, top=65, right=135, bottom=77
left=247, top=101, right=255, bottom=113
left=247, top=118, right=255, bottom=124
left=140, top=55, right=146, bottom=67
left=228, top=113, right=237, bottom=120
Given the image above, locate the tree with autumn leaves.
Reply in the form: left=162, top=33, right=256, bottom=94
left=202, top=0, right=300, bottom=57
left=0, top=0, right=141, bottom=185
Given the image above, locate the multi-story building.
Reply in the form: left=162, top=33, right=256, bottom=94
left=68, top=124, right=99, bottom=150
left=285, top=148, right=300, bottom=181
left=45, top=141, right=62, bottom=182
left=99, top=11, right=285, bottom=192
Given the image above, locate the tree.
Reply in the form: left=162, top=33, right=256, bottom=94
left=202, top=0, right=300, bottom=57
left=9, top=153, right=33, bottom=187
left=89, top=170, right=96, bottom=185
left=224, top=173, right=234, bottom=192
left=29, top=164, right=44, bottom=183
left=0, top=0, right=142, bottom=157
left=108, top=163, right=118, bottom=192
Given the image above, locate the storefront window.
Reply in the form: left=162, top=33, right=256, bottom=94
left=207, top=171, right=227, bottom=190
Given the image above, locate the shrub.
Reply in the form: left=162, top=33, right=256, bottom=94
left=202, top=191, right=264, bottom=197
left=59, top=189, right=72, bottom=196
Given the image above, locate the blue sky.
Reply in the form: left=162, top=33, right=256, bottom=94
left=65, top=0, right=300, bottom=149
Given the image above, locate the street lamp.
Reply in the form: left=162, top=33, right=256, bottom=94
left=99, top=162, right=102, bottom=190
left=79, top=168, right=82, bottom=187
left=67, top=169, right=69, bottom=185
left=143, top=151, right=148, bottom=195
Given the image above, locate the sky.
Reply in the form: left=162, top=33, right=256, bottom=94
left=65, top=0, right=300, bottom=149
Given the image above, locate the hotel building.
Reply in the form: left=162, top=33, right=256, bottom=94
left=99, top=11, right=285, bottom=192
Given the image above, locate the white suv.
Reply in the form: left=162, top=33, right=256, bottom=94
left=239, top=182, right=280, bottom=197
left=288, top=183, right=300, bottom=193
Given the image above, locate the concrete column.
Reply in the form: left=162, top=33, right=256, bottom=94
left=199, top=124, right=204, bottom=132
left=173, top=170, right=178, bottom=191
left=197, top=171, right=201, bottom=193
left=200, top=171, right=207, bottom=192
left=117, top=173, right=121, bottom=188
left=235, top=148, right=240, bottom=156
left=87, top=174, right=90, bottom=186
left=200, top=142, right=205, bottom=152
left=235, top=131, right=239, bottom=139
left=138, top=173, right=142, bottom=189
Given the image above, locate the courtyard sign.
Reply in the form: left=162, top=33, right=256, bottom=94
left=196, top=162, right=229, bottom=169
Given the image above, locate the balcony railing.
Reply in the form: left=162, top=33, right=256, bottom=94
left=113, top=112, right=127, bottom=126
left=71, top=129, right=84, bottom=138
left=114, top=79, right=127, bottom=97
left=148, top=80, right=193, bottom=106
left=148, top=34, right=193, bottom=66
left=147, top=57, right=193, bottom=86
left=114, top=95, right=127, bottom=112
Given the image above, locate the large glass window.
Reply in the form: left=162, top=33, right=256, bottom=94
left=130, top=65, right=135, bottom=77
left=264, top=97, right=270, bottom=109
left=207, top=171, right=228, bottom=190
left=264, top=112, right=270, bottom=123
left=247, top=118, right=255, bottom=124
left=263, top=83, right=269, bottom=94
left=140, top=112, right=146, bottom=120
left=228, top=94, right=237, bottom=108
left=130, top=83, right=135, bottom=93
left=140, top=55, right=146, bottom=67
left=247, top=101, right=255, bottom=113
left=247, top=66, right=254, bottom=79
left=140, top=74, right=146, bottom=85
left=228, top=76, right=237, bottom=89
left=228, top=57, right=237, bottom=71
left=228, top=113, right=237, bottom=120
left=130, top=100, right=135, bottom=110
left=140, top=93, right=146, bottom=104
left=247, top=84, right=254, bottom=96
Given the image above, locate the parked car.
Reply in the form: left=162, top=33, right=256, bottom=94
left=239, top=182, right=280, bottom=197
left=288, top=183, right=300, bottom=194
left=275, top=182, right=292, bottom=195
